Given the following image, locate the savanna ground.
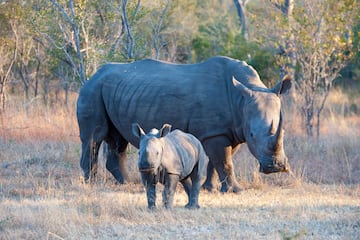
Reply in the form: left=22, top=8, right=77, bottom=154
left=0, top=91, right=359, bottom=239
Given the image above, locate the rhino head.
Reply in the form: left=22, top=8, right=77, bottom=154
left=233, top=76, right=292, bottom=174
left=132, top=123, right=172, bottom=173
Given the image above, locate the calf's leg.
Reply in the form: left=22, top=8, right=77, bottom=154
left=163, top=174, right=179, bottom=209
left=141, top=172, right=157, bottom=209
left=186, top=165, right=201, bottom=209
left=180, top=177, right=192, bottom=197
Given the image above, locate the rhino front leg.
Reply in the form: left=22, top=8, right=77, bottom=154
left=141, top=172, right=157, bottom=209
left=163, top=174, right=179, bottom=209
left=104, top=136, right=129, bottom=184
left=204, top=137, right=242, bottom=193
left=105, top=148, right=125, bottom=184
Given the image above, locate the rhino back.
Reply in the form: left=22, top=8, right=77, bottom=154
left=100, top=58, right=235, bottom=146
left=161, top=130, right=203, bottom=178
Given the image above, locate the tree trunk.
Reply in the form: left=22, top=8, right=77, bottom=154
left=0, top=22, right=17, bottom=113
left=271, top=0, right=296, bottom=97
left=152, top=0, right=171, bottom=59
left=49, top=0, right=87, bottom=85
left=233, top=0, right=248, bottom=41
left=121, top=0, right=135, bottom=60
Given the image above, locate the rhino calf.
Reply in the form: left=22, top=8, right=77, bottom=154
left=132, top=123, right=209, bottom=209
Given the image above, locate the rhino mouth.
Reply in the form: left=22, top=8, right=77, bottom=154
left=259, top=163, right=290, bottom=174
left=139, top=167, right=156, bottom=172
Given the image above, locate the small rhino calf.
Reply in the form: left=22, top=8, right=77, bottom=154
left=132, top=123, right=209, bottom=209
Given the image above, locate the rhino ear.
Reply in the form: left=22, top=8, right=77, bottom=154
left=159, top=123, right=172, bottom=137
left=132, top=123, right=145, bottom=138
left=272, top=75, right=292, bottom=95
left=232, top=76, right=252, bottom=98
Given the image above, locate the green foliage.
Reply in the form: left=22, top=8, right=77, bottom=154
left=192, top=24, right=278, bottom=84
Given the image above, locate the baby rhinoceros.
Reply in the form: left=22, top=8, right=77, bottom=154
left=132, top=123, right=209, bottom=209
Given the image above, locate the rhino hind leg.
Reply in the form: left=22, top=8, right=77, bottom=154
left=180, top=177, right=192, bottom=197
left=79, top=124, right=108, bottom=183
left=80, top=139, right=101, bottom=183
left=185, top=165, right=201, bottom=209
left=104, top=131, right=129, bottom=184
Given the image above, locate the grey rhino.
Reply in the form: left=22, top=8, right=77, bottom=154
left=76, top=56, right=291, bottom=192
left=132, top=123, right=209, bottom=209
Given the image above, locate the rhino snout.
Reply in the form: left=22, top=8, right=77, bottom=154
left=259, top=157, right=290, bottom=174
left=138, top=159, right=156, bottom=171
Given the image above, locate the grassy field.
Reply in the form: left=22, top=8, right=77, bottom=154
left=0, top=91, right=359, bottom=239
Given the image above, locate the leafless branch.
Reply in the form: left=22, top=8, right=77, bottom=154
left=121, top=0, right=135, bottom=60
left=49, top=0, right=86, bottom=85
left=152, top=0, right=171, bottom=59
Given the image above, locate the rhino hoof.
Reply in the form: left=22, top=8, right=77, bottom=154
left=231, top=185, right=243, bottom=193
left=185, top=203, right=200, bottom=209
left=202, top=183, right=217, bottom=193
left=148, top=205, right=157, bottom=211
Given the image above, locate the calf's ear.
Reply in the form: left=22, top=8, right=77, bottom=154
left=272, top=75, right=292, bottom=95
left=159, top=123, right=172, bottom=137
left=132, top=123, right=145, bottom=138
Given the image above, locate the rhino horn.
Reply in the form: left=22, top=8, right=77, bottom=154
left=272, top=112, right=283, bottom=148
left=269, top=120, right=275, bottom=135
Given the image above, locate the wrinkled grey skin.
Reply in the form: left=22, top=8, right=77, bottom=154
left=132, top=123, right=209, bottom=209
left=76, top=56, right=291, bottom=192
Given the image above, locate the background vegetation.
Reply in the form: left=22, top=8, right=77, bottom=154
left=0, top=0, right=359, bottom=136
left=0, top=0, right=359, bottom=239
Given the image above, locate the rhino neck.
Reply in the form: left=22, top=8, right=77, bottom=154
left=228, top=80, right=246, bottom=144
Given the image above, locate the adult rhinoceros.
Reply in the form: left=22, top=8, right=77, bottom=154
left=76, top=56, right=291, bottom=192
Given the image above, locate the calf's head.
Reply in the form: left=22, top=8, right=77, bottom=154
left=132, top=123, right=172, bottom=173
left=233, top=76, right=292, bottom=174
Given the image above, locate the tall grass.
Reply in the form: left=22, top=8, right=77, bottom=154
left=1, top=89, right=359, bottom=187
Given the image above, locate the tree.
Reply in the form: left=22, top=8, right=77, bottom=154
left=270, top=0, right=296, bottom=79
left=0, top=20, right=17, bottom=112
left=150, top=0, right=171, bottom=59
left=233, top=0, right=249, bottom=41
left=248, top=0, right=357, bottom=136
left=48, top=0, right=86, bottom=85
left=292, top=0, right=356, bottom=137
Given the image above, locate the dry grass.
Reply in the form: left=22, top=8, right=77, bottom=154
left=1, top=183, right=359, bottom=239
left=0, top=91, right=359, bottom=239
